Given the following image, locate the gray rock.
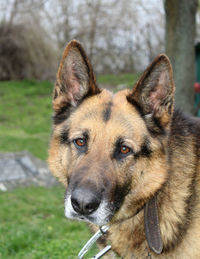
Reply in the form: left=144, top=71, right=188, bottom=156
left=0, top=151, right=57, bottom=191
left=18, top=155, right=38, bottom=175
left=0, top=158, right=27, bottom=181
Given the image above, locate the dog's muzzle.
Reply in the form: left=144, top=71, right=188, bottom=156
left=65, top=187, right=113, bottom=226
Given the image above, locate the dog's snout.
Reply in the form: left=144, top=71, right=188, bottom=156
left=71, top=188, right=101, bottom=215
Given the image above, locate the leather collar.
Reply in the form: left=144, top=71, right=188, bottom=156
left=144, top=194, right=163, bottom=254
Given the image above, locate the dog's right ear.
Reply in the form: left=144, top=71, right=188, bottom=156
left=53, top=40, right=100, bottom=124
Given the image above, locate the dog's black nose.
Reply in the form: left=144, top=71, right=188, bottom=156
left=71, top=188, right=101, bottom=215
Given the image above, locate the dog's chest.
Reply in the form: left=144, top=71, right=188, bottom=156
left=107, top=216, right=148, bottom=258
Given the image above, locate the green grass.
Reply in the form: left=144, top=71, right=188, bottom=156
left=0, top=80, right=53, bottom=160
left=97, top=73, right=139, bottom=87
left=0, top=186, right=98, bottom=259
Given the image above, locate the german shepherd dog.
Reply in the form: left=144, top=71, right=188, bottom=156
left=48, top=40, right=200, bottom=258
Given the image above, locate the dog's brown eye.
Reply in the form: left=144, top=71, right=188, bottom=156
left=74, top=138, right=86, bottom=147
left=120, top=146, right=131, bottom=154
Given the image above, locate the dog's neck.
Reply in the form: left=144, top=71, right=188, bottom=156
left=108, top=165, right=197, bottom=258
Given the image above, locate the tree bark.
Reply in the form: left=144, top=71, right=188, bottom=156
left=165, top=0, right=197, bottom=114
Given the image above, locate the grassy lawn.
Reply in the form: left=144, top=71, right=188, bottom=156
left=0, top=186, right=98, bottom=258
left=0, top=80, right=52, bottom=160
left=0, top=74, right=138, bottom=258
left=97, top=73, right=139, bottom=87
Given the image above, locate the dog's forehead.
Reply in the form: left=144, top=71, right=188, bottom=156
left=69, top=89, right=147, bottom=138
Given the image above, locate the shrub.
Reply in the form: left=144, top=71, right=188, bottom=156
left=0, top=22, right=58, bottom=81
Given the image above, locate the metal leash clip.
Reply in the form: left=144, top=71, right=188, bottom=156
left=78, top=225, right=111, bottom=259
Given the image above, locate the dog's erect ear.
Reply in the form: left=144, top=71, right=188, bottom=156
left=128, top=54, right=175, bottom=133
left=53, top=40, right=100, bottom=124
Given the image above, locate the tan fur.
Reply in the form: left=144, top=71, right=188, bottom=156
left=48, top=40, right=200, bottom=258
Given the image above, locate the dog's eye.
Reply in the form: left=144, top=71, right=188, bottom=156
left=120, top=145, right=131, bottom=155
left=74, top=138, right=86, bottom=147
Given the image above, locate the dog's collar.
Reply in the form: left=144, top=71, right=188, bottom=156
left=78, top=225, right=111, bottom=259
left=77, top=195, right=163, bottom=258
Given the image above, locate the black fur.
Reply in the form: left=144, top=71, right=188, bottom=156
left=102, top=102, right=113, bottom=122
left=60, top=129, right=70, bottom=144
left=134, top=137, right=152, bottom=159
left=53, top=103, right=73, bottom=125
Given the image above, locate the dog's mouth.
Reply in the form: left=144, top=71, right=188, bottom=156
left=64, top=193, right=114, bottom=226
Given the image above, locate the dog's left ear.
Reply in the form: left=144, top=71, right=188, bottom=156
left=128, top=54, right=175, bottom=132
left=53, top=40, right=100, bottom=123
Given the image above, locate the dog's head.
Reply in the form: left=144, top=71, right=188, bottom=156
left=48, top=40, right=174, bottom=226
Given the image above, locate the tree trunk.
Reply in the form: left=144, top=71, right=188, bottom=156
left=165, top=0, right=197, bottom=115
